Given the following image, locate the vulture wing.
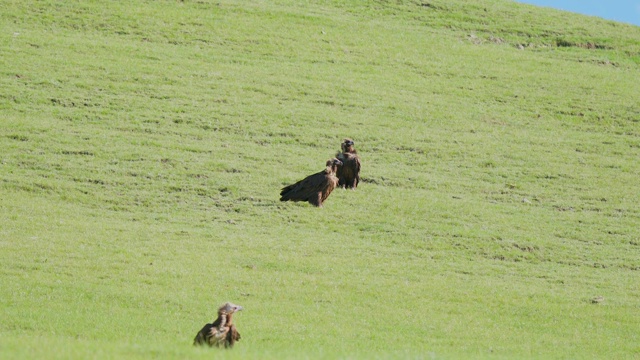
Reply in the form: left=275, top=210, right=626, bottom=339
left=226, top=325, right=241, bottom=348
left=193, top=321, right=236, bottom=348
left=193, top=322, right=217, bottom=346
left=280, top=170, right=332, bottom=207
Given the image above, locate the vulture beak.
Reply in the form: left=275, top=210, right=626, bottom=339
left=234, top=305, right=244, bottom=312
left=334, top=159, right=343, bottom=166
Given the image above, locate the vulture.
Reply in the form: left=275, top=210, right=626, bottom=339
left=193, top=302, right=243, bottom=348
left=280, top=158, right=342, bottom=207
left=336, top=138, right=361, bottom=189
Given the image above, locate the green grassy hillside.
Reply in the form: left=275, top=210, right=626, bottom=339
left=1, top=1, right=639, bottom=358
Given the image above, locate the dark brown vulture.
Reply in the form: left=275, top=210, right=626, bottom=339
left=193, top=302, right=243, bottom=348
left=280, top=158, right=342, bottom=207
left=336, top=138, right=361, bottom=189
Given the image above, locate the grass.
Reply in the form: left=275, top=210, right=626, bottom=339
left=1, top=0, right=640, bottom=358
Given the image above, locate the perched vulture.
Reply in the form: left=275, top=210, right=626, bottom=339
left=280, top=158, right=342, bottom=207
left=193, top=302, right=243, bottom=348
left=336, top=138, right=361, bottom=189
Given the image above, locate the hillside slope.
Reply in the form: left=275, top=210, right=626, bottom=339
left=1, top=1, right=639, bottom=358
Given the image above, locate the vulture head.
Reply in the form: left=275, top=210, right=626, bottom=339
left=341, top=138, right=356, bottom=153
left=326, top=158, right=343, bottom=174
left=218, top=302, right=243, bottom=317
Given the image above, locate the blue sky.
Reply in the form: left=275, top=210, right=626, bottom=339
left=516, top=0, right=640, bottom=27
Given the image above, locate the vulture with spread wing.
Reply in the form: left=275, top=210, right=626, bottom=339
left=336, top=138, right=360, bottom=189
left=194, top=302, right=243, bottom=348
left=280, top=158, right=342, bottom=207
